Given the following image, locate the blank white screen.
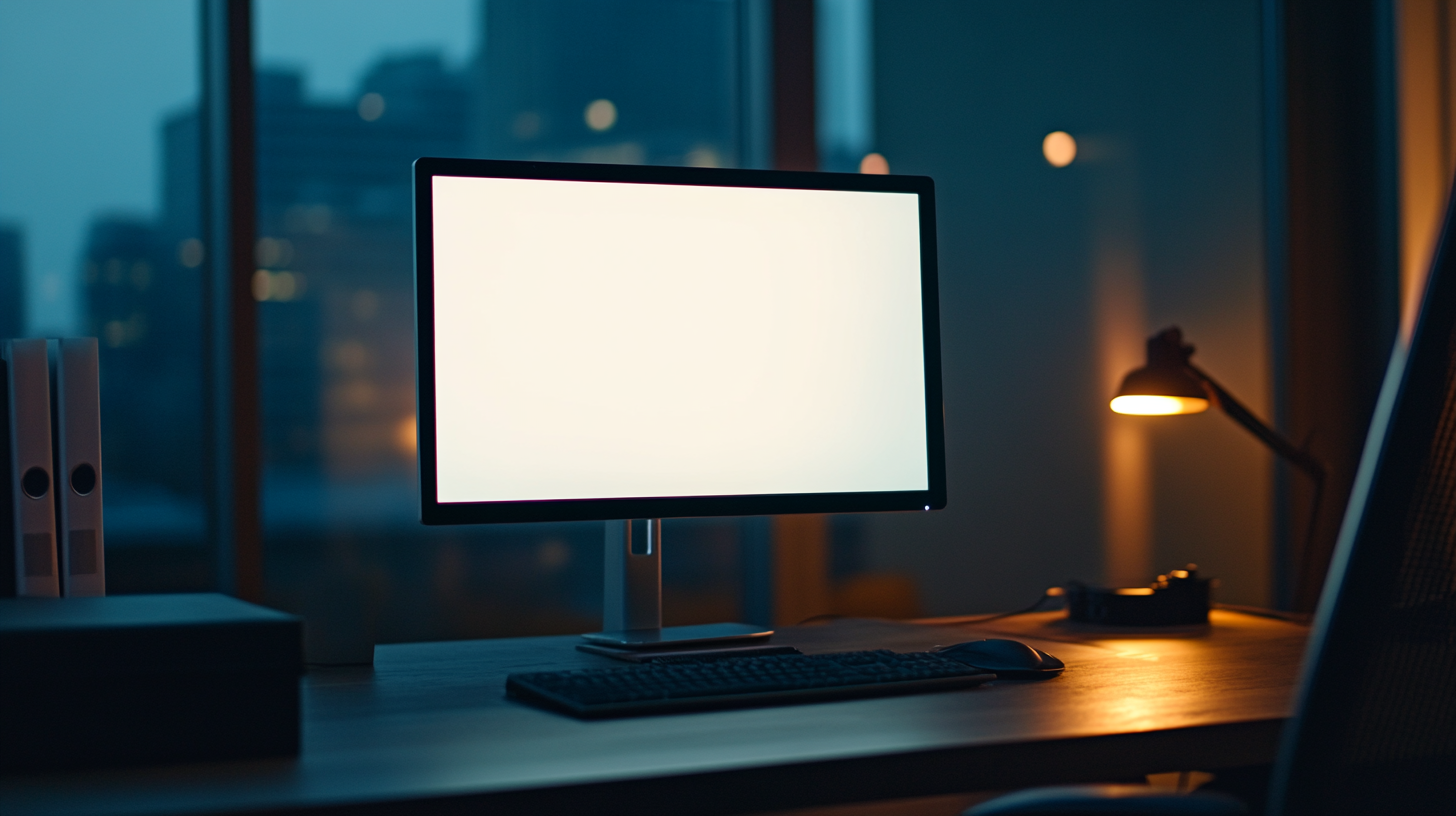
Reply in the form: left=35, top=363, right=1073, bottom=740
left=431, top=175, right=928, bottom=503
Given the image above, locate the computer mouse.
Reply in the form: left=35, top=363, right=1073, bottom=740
left=934, top=638, right=1064, bottom=679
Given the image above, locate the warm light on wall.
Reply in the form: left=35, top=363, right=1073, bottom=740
left=1110, top=395, right=1209, bottom=416
left=1396, top=0, right=1456, bottom=341
left=1042, top=131, right=1077, bottom=167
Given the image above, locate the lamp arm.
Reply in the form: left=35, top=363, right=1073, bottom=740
left=1188, top=364, right=1326, bottom=484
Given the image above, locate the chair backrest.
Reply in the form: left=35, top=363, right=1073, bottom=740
left=1269, top=191, right=1456, bottom=815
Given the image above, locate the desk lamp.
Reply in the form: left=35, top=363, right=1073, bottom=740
left=1110, top=327, right=1325, bottom=603
left=1111, top=327, right=1324, bottom=481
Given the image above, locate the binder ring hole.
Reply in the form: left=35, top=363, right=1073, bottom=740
left=21, top=467, right=50, bottom=499
left=71, top=463, right=97, bottom=496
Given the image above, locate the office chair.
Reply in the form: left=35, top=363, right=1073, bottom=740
left=968, top=193, right=1456, bottom=816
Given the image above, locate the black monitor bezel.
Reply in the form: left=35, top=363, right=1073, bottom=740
left=414, top=156, right=945, bottom=524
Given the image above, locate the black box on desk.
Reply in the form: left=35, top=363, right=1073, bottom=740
left=0, top=593, right=302, bottom=772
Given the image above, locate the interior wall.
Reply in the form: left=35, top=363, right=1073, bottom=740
left=864, top=1, right=1271, bottom=613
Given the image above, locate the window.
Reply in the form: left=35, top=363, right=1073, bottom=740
left=0, top=0, right=209, bottom=591
left=2, top=1, right=888, bottom=644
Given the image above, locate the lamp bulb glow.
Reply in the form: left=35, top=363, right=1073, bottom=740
left=1110, top=395, right=1210, bottom=416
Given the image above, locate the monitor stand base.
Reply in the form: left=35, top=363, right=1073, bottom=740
left=590, top=520, right=775, bottom=649
left=577, top=640, right=794, bottom=663
left=582, top=621, right=774, bottom=649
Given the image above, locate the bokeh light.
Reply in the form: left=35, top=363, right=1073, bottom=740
left=859, top=152, right=889, bottom=174
left=1042, top=130, right=1077, bottom=167
left=177, top=238, right=204, bottom=268
left=357, top=92, right=385, bottom=121
left=585, top=98, right=617, bottom=132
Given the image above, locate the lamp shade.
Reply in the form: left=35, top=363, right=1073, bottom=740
left=1110, top=328, right=1211, bottom=416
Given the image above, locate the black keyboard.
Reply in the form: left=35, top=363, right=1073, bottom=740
left=506, top=650, right=996, bottom=718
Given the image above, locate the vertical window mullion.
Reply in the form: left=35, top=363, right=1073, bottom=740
left=201, top=0, right=262, bottom=601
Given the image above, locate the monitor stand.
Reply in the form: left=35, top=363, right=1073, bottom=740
left=581, top=520, right=773, bottom=652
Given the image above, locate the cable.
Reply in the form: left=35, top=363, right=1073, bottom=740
left=795, top=586, right=1066, bottom=627
left=794, top=613, right=847, bottom=625
left=922, top=586, right=1066, bottom=626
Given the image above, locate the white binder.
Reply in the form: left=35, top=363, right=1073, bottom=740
left=51, top=338, right=104, bottom=596
left=2, top=338, right=59, bottom=597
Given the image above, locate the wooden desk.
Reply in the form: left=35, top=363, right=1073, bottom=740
left=0, top=610, right=1307, bottom=816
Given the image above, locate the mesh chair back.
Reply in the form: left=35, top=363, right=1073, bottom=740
left=1270, top=193, right=1456, bottom=815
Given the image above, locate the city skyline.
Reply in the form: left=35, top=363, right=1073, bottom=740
left=1, top=3, right=874, bottom=636
left=1, top=0, right=871, bottom=336
left=68, top=1, right=752, bottom=505
left=0, top=0, right=475, bottom=336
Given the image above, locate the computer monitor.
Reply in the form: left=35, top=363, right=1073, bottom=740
left=413, top=157, right=943, bottom=637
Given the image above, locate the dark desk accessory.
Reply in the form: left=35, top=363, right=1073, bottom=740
left=1111, top=327, right=1326, bottom=602
left=1065, top=565, right=1212, bottom=626
left=0, top=593, right=302, bottom=772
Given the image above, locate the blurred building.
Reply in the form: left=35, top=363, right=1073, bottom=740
left=252, top=55, right=469, bottom=482
left=79, top=215, right=204, bottom=500
left=65, top=108, right=211, bottom=560
left=0, top=224, right=23, bottom=339
left=86, top=55, right=471, bottom=493
left=475, top=0, right=740, bottom=167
